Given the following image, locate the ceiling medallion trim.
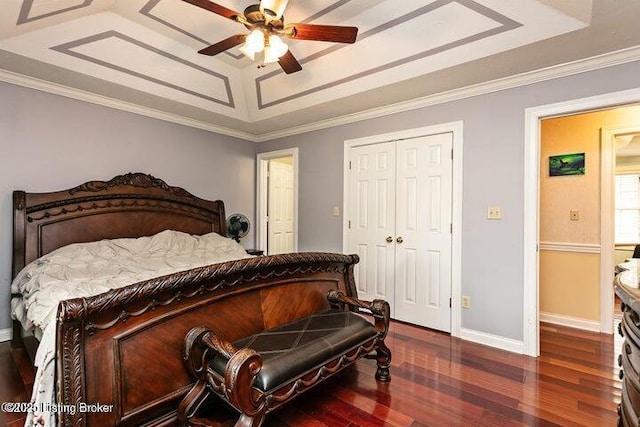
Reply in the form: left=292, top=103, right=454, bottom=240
left=255, top=0, right=521, bottom=110
left=17, top=0, right=93, bottom=25
left=50, top=30, right=235, bottom=108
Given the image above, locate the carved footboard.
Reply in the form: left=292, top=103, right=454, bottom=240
left=55, top=252, right=359, bottom=427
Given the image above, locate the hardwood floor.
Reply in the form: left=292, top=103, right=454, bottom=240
left=0, top=320, right=621, bottom=426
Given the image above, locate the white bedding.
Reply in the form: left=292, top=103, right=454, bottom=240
left=11, top=229, right=253, bottom=426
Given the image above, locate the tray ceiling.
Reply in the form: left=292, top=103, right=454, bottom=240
left=1, top=0, right=640, bottom=140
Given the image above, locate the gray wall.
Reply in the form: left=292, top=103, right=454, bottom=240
left=0, top=81, right=257, bottom=332
left=257, top=60, right=640, bottom=341
left=4, top=59, right=640, bottom=342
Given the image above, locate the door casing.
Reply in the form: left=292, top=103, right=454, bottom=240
left=524, top=87, right=640, bottom=357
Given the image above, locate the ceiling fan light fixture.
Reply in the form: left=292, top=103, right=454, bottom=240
left=240, top=29, right=266, bottom=60
left=245, top=29, right=265, bottom=52
left=183, top=0, right=358, bottom=74
left=263, top=35, right=288, bottom=63
left=239, top=43, right=255, bottom=60
left=259, top=0, right=289, bottom=20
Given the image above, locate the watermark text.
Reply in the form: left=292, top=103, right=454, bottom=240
left=1, top=401, right=113, bottom=415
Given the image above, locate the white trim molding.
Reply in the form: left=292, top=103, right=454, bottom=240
left=538, top=242, right=600, bottom=253
left=3, top=46, right=640, bottom=143
left=0, top=69, right=258, bottom=142
left=257, top=46, right=640, bottom=141
left=460, top=328, right=524, bottom=354
left=540, top=312, right=601, bottom=332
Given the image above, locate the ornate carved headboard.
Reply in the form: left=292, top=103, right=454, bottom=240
left=12, top=173, right=226, bottom=279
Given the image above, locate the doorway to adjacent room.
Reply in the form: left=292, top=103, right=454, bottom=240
left=256, top=148, right=298, bottom=255
left=524, top=88, right=640, bottom=357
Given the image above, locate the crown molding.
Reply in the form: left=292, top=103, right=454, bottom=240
left=2, top=45, right=640, bottom=143
left=0, top=69, right=260, bottom=142
left=256, top=45, right=640, bottom=142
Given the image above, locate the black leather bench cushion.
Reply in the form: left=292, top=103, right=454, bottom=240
left=209, top=310, right=378, bottom=392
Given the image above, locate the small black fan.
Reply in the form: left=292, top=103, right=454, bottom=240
left=226, top=213, right=250, bottom=242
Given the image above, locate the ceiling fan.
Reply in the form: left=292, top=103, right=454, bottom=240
left=182, top=0, right=358, bottom=74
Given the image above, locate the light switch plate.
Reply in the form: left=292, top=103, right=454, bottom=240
left=462, top=295, right=471, bottom=308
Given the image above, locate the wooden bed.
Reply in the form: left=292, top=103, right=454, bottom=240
left=10, top=173, right=360, bottom=427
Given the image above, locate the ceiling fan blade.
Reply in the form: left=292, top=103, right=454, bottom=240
left=278, top=50, right=302, bottom=74
left=182, top=0, right=241, bottom=21
left=198, top=34, right=246, bottom=56
left=285, top=23, right=358, bottom=44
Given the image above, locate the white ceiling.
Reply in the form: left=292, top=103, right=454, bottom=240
left=617, top=134, right=640, bottom=158
left=1, top=0, right=640, bottom=141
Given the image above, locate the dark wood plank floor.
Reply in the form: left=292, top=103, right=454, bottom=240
left=0, top=320, right=622, bottom=427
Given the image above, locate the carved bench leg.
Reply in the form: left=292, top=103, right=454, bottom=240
left=235, top=411, right=266, bottom=427
left=177, top=380, right=212, bottom=426
left=375, top=340, right=392, bottom=382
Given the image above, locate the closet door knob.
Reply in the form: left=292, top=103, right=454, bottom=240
left=386, top=236, right=393, bottom=243
left=396, top=237, right=403, bottom=244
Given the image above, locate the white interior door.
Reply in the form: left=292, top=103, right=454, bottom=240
left=268, top=159, right=294, bottom=254
left=394, top=134, right=453, bottom=332
left=348, top=142, right=396, bottom=307
left=346, top=133, right=453, bottom=332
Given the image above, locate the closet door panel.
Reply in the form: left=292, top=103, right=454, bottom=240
left=348, top=142, right=396, bottom=306
left=394, top=133, right=453, bottom=332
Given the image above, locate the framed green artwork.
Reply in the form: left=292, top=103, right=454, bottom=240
left=549, top=153, right=585, bottom=176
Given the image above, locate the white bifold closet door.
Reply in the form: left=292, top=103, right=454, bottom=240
left=347, top=132, right=453, bottom=332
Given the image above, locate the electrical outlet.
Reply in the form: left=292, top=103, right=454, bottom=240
left=487, top=206, right=502, bottom=220
left=462, top=295, right=471, bottom=309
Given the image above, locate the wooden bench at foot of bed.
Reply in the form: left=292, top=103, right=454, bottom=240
left=178, top=290, right=391, bottom=427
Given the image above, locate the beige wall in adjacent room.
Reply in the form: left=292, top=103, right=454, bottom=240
left=540, top=105, right=640, bottom=323
left=539, top=251, right=600, bottom=320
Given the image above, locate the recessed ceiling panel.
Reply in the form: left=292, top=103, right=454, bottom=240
left=0, top=10, right=246, bottom=118
left=248, top=0, right=589, bottom=120
left=18, top=0, right=93, bottom=24
left=4, top=0, right=637, bottom=139
left=135, top=0, right=247, bottom=63
left=52, top=31, right=234, bottom=108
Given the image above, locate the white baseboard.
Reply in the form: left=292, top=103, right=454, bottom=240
left=459, top=328, right=524, bottom=354
left=540, top=312, right=601, bottom=332
left=0, top=328, right=12, bottom=342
